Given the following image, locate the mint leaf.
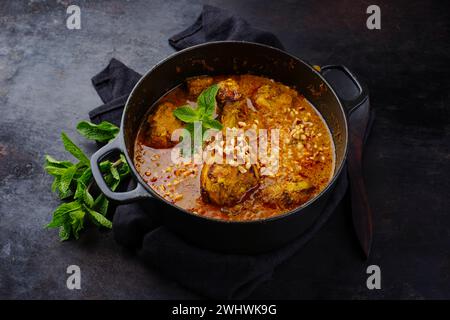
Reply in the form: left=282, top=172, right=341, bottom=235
left=51, top=176, right=60, bottom=193
left=197, top=84, right=219, bottom=117
left=46, top=201, right=82, bottom=229
left=84, top=205, right=112, bottom=229
left=61, top=132, right=90, bottom=166
left=174, top=84, right=222, bottom=150
left=60, top=165, right=76, bottom=194
left=110, top=165, right=120, bottom=181
left=45, top=155, right=73, bottom=168
left=94, top=194, right=109, bottom=216
left=118, top=157, right=131, bottom=178
left=59, top=225, right=71, bottom=241
left=202, top=118, right=223, bottom=130
left=110, top=176, right=121, bottom=191
left=45, top=166, right=69, bottom=177
left=99, top=160, right=112, bottom=173
left=185, top=123, right=195, bottom=136
left=69, top=209, right=85, bottom=239
left=74, top=168, right=92, bottom=199
left=173, top=106, right=199, bottom=123
left=76, top=121, right=119, bottom=142
left=83, top=188, right=94, bottom=208
left=58, top=188, right=74, bottom=200
left=45, top=120, right=132, bottom=241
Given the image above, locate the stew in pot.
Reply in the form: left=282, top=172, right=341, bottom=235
left=134, top=75, right=335, bottom=221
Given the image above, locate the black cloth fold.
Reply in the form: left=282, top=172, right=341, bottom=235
left=89, top=58, right=141, bottom=126
left=134, top=171, right=349, bottom=299
left=88, top=5, right=372, bottom=299
left=169, top=5, right=284, bottom=50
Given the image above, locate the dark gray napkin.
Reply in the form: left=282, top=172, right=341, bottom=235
left=169, top=5, right=284, bottom=50
left=89, top=58, right=141, bottom=124
left=88, top=6, right=372, bottom=299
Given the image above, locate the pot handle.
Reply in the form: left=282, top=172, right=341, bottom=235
left=320, top=64, right=373, bottom=258
left=90, top=137, right=150, bottom=203
left=320, top=65, right=369, bottom=115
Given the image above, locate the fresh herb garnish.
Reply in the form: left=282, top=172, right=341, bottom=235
left=44, top=121, right=130, bottom=241
left=76, top=120, right=120, bottom=142
left=173, top=84, right=223, bottom=133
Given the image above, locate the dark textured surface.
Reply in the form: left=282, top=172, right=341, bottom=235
left=0, top=0, right=449, bottom=299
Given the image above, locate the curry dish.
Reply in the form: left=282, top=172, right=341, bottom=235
left=134, top=75, right=335, bottom=221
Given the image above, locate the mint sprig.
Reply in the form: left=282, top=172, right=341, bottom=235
left=44, top=120, right=129, bottom=241
left=76, top=120, right=120, bottom=142
left=173, top=84, right=223, bottom=134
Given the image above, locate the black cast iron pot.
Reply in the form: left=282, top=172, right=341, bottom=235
left=91, top=41, right=367, bottom=254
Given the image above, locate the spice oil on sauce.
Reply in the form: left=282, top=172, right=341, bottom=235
left=134, top=75, right=335, bottom=221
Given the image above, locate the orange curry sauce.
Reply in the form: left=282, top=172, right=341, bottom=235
left=134, top=75, right=335, bottom=221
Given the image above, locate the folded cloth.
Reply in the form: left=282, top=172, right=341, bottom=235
left=169, top=5, right=284, bottom=50
left=88, top=6, right=373, bottom=299
left=136, top=171, right=349, bottom=299
left=89, top=58, right=141, bottom=125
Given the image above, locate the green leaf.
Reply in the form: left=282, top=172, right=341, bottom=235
left=185, top=122, right=195, bottom=136
left=59, top=225, right=71, bottom=241
left=83, top=188, right=94, bottom=208
left=202, top=118, right=223, bottom=130
left=45, top=120, right=133, bottom=241
left=76, top=121, right=119, bottom=142
left=46, top=201, right=82, bottom=229
left=119, top=167, right=130, bottom=179
left=84, top=205, right=112, bottom=229
left=59, top=165, right=77, bottom=194
left=61, top=132, right=90, bottom=166
left=197, top=84, right=219, bottom=117
left=74, top=168, right=92, bottom=199
left=51, top=176, right=60, bottom=192
left=118, top=158, right=131, bottom=178
left=45, top=155, right=73, bottom=168
left=69, top=209, right=85, bottom=239
left=103, top=172, right=115, bottom=186
left=110, top=165, right=120, bottom=181
left=45, top=166, right=68, bottom=177
left=99, top=160, right=112, bottom=173
left=119, top=167, right=130, bottom=178
left=110, top=176, right=121, bottom=191
left=173, top=106, right=199, bottom=123
left=74, top=183, right=85, bottom=200
left=94, top=194, right=109, bottom=216
left=172, top=85, right=221, bottom=155
left=58, top=187, right=74, bottom=200
left=73, top=164, right=88, bottom=179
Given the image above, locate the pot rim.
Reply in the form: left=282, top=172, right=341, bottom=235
left=120, top=40, right=349, bottom=225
